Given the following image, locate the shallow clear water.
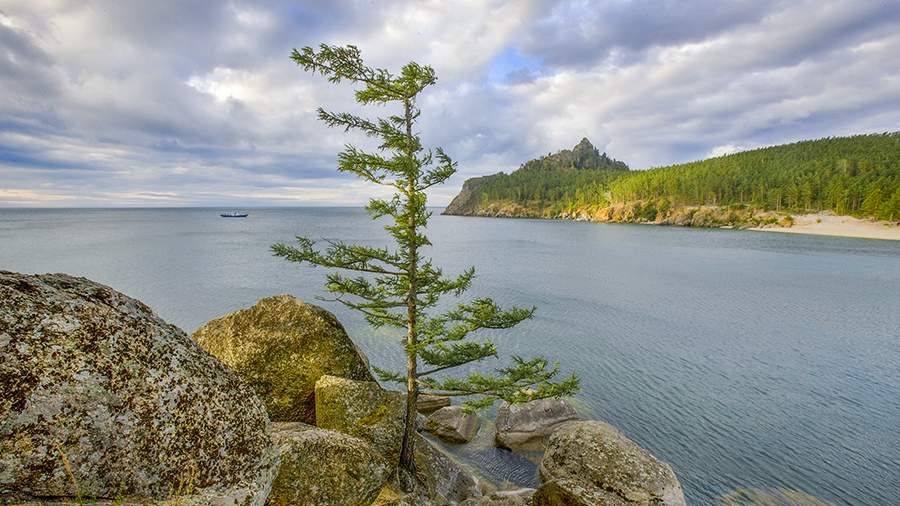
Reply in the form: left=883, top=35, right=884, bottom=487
left=1, top=207, right=898, bottom=505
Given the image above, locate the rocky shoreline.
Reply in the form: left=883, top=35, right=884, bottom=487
left=1, top=271, right=686, bottom=505
left=444, top=202, right=900, bottom=241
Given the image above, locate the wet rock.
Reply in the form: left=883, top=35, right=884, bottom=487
left=462, top=488, right=535, bottom=505
left=417, top=394, right=451, bottom=414
left=314, top=375, right=406, bottom=462
left=424, top=406, right=479, bottom=443
left=0, top=271, right=277, bottom=505
left=537, top=421, right=686, bottom=506
left=267, top=422, right=390, bottom=506
left=415, top=434, right=485, bottom=504
left=192, top=294, right=374, bottom=423
left=494, top=398, right=581, bottom=451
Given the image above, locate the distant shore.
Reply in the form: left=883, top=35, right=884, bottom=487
left=751, top=213, right=900, bottom=241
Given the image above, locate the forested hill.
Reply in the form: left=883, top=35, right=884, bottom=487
left=442, top=138, right=629, bottom=215
left=443, top=133, right=900, bottom=224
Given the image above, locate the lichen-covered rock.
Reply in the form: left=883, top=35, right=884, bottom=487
left=494, top=399, right=581, bottom=451
left=416, top=434, right=485, bottom=504
left=417, top=394, right=451, bottom=414
left=532, top=479, right=608, bottom=506
left=424, top=406, right=479, bottom=443
left=0, top=271, right=277, bottom=504
left=462, top=488, right=535, bottom=506
left=537, top=421, right=686, bottom=506
left=314, top=375, right=406, bottom=462
left=192, top=295, right=374, bottom=423
left=267, top=422, right=390, bottom=506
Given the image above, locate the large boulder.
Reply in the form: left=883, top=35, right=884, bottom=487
left=537, top=421, right=686, bottom=506
left=0, top=272, right=277, bottom=505
left=268, top=422, right=391, bottom=506
left=192, top=295, right=374, bottom=423
left=314, top=375, right=406, bottom=462
left=424, top=406, right=479, bottom=443
left=494, top=398, right=581, bottom=452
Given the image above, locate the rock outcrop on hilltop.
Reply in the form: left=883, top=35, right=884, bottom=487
left=0, top=271, right=277, bottom=505
left=192, top=295, right=374, bottom=423
left=536, top=421, right=687, bottom=506
left=443, top=138, right=628, bottom=216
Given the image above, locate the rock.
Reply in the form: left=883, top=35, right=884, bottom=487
left=0, top=272, right=277, bottom=505
left=418, top=394, right=451, bottom=414
left=192, top=294, right=374, bottom=423
left=415, top=434, right=485, bottom=504
left=532, top=479, right=608, bottom=506
left=314, top=376, right=485, bottom=504
left=537, top=421, right=686, bottom=506
left=314, top=375, right=406, bottom=462
left=494, top=398, right=581, bottom=451
left=268, top=422, right=390, bottom=506
left=462, top=488, right=535, bottom=506
left=424, top=406, right=479, bottom=443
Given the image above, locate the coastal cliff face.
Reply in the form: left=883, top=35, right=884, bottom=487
left=443, top=175, right=493, bottom=216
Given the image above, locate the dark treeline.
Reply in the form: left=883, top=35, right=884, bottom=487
left=455, top=133, right=900, bottom=221
left=610, top=133, right=900, bottom=220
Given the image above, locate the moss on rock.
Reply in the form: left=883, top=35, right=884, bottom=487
left=267, top=422, right=390, bottom=506
left=538, top=421, right=686, bottom=506
left=314, top=375, right=406, bottom=462
left=192, top=295, right=374, bottom=423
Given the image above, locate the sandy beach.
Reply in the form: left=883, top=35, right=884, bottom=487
left=752, top=213, right=900, bottom=241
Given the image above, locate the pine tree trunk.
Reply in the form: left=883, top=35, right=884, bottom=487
left=398, top=98, right=419, bottom=491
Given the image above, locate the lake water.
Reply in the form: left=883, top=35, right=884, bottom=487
left=1, top=207, right=898, bottom=505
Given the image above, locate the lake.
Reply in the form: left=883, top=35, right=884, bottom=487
left=1, top=207, right=898, bottom=505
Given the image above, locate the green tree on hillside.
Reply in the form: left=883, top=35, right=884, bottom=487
left=272, top=44, right=578, bottom=488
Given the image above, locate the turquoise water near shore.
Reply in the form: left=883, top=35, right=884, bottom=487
left=1, top=207, right=898, bottom=505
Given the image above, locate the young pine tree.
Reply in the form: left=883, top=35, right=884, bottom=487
left=272, top=44, right=579, bottom=487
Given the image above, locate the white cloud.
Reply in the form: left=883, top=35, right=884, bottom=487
left=1, top=0, right=899, bottom=206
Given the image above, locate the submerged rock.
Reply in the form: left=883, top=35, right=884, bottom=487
left=537, top=421, right=686, bottom=506
left=268, top=422, right=390, bottom=506
left=494, top=398, right=581, bottom=451
left=424, top=406, right=480, bottom=443
left=0, top=271, right=277, bottom=505
left=416, top=434, right=485, bottom=504
left=192, top=295, right=374, bottom=423
left=462, top=488, right=535, bottom=505
left=314, top=375, right=407, bottom=462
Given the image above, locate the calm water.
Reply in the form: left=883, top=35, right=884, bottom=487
left=1, top=208, right=898, bottom=505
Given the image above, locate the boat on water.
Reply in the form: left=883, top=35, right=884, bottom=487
left=220, top=211, right=249, bottom=218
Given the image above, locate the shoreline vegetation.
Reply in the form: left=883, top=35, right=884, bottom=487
left=442, top=133, right=900, bottom=241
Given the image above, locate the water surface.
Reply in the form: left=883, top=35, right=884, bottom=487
left=1, top=207, right=898, bottom=505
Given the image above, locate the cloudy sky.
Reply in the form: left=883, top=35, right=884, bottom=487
left=2, top=0, right=900, bottom=207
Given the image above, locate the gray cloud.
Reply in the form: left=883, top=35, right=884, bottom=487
left=1, top=0, right=899, bottom=206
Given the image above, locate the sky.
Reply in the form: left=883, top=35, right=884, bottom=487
left=2, top=0, right=900, bottom=207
